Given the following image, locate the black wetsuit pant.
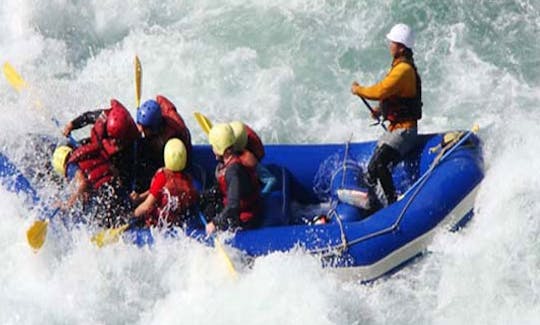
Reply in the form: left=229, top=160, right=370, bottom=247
left=365, top=144, right=401, bottom=205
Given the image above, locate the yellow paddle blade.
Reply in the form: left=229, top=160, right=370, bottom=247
left=214, top=237, right=238, bottom=277
left=134, top=55, right=142, bottom=108
left=194, top=112, right=213, bottom=135
left=26, top=220, right=48, bottom=251
left=3, top=62, right=28, bottom=92
left=91, top=224, right=129, bottom=248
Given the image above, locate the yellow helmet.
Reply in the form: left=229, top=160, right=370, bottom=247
left=164, top=138, right=187, bottom=172
left=229, top=121, right=248, bottom=151
left=208, top=123, right=235, bottom=156
left=52, top=145, right=73, bottom=176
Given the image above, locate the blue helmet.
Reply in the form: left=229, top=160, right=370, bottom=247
left=137, top=100, right=163, bottom=130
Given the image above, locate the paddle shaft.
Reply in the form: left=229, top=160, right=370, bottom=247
left=198, top=212, right=237, bottom=276
left=360, top=97, right=387, bottom=131
left=135, top=55, right=142, bottom=108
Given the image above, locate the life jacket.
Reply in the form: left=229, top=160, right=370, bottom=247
left=380, top=57, right=423, bottom=123
left=216, top=156, right=261, bottom=223
left=89, top=99, right=137, bottom=158
left=245, top=125, right=265, bottom=161
left=90, top=110, right=109, bottom=145
left=156, top=95, right=192, bottom=157
left=67, top=142, right=114, bottom=189
left=148, top=168, right=198, bottom=227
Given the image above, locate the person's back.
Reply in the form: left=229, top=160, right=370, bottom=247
left=133, top=138, right=198, bottom=228
left=134, top=96, right=192, bottom=191
left=203, top=123, right=261, bottom=235
left=63, top=99, right=139, bottom=190
left=215, top=154, right=261, bottom=227
left=156, top=95, right=192, bottom=155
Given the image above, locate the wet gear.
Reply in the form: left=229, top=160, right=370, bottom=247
left=365, top=144, right=401, bottom=205
left=386, top=23, right=415, bottom=49
left=52, top=145, right=72, bottom=176
left=380, top=58, right=422, bottom=124
left=230, top=121, right=248, bottom=152
left=245, top=125, right=265, bottom=161
left=137, top=99, right=163, bottom=131
left=209, top=123, right=235, bottom=156
left=106, top=100, right=139, bottom=143
left=164, top=138, right=187, bottom=172
left=133, top=95, right=192, bottom=191
left=353, top=57, right=422, bottom=131
left=67, top=143, right=115, bottom=189
left=147, top=168, right=198, bottom=227
left=214, top=155, right=261, bottom=229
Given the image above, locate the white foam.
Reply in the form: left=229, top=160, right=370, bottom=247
left=1, top=1, right=540, bottom=323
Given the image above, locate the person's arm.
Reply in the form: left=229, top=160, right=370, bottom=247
left=133, top=169, right=165, bottom=217
left=130, top=190, right=149, bottom=205
left=63, top=109, right=104, bottom=136
left=134, top=194, right=157, bottom=217
left=60, top=170, right=88, bottom=210
left=351, top=63, right=412, bottom=100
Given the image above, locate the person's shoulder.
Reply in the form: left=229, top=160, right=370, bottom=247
left=391, top=61, right=416, bottom=79
left=393, top=61, right=414, bottom=72
left=152, top=168, right=167, bottom=183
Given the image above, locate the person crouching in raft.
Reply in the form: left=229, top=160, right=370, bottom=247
left=62, top=99, right=140, bottom=191
left=51, top=145, right=131, bottom=228
left=132, top=96, right=192, bottom=192
left=203, top=123, right=262, bottom=235
left=131, top=138, right=198, bottom=228
left=228, top=121, right=276, bottom=195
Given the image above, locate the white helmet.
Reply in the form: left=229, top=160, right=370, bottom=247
left=386, top=23, right=415, bottom=49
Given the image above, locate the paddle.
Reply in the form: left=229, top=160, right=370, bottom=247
left=91, top=221, right=134, bottom=248
left=199, top=213, right=238, bottom=277
left=134, top=55, right=142, bottom=108
left=26, top=208, right=59, bottom=251
left=359, top=96, right=387, bottom=131
left=2, top=62, right=79, bottom=147
left=3, top=62, right=80, bottom=250
left=194, top=112, right=213, bottom=135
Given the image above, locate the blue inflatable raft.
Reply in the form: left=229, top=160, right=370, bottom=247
left=1, top=130, right=483, bottom=281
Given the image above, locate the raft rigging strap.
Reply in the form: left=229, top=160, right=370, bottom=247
left=309, top=129, right=477, bottom=257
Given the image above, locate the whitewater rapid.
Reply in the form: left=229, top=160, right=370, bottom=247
left=1, top=1, right=540, bottom=324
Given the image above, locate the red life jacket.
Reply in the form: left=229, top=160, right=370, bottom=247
left=148, top=169, right=198, bottom=226
left=90, top=110, right=109, bottom=144
left=216, top=156, right=260, bottom=223
left=89, top=99, right=138, bottom=158
left=67, top=142, right=114, bottom=189
left=381, top=58, right=423, bottom=123
left=245, top=125, right=264, bottom=161
left=156, top=95, right=192, bottom=156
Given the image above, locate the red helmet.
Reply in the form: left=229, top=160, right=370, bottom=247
left=106, top=100, right=138, bottom=142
